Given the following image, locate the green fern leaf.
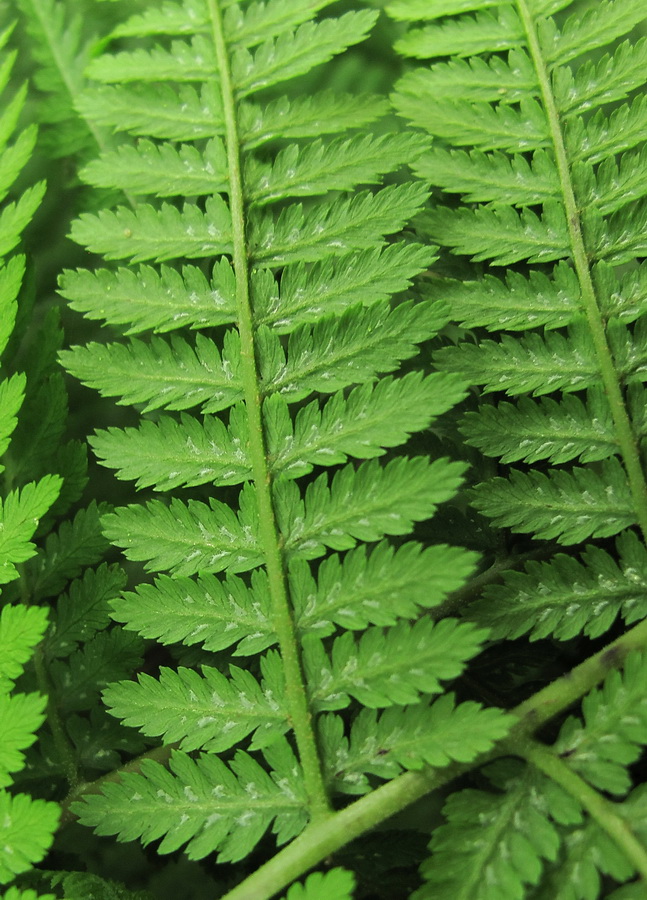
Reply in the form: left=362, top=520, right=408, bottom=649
left=64, top=0, right=485, bottom=873
left=60, top=333, right=243, bottom=414
left=0, top=692, right=46, bottom=789
left=72, top=743, right=308, bottom=862
left=281, top=457, right=465, bottom=557
left=292, top=541, right=478, bottom=634
left=0, top=477, right=62, bottom=584
left=70, top=197, right=232, bottom=263
left=103, top=653, right=288, bottom=753
left=462, top=390, right=617, bottom=465
left=392, top=0, right=647, bottom=650
left=245, top=133, right=429, bottom=206
left=321, top=695, right=512, bottom=794
left=0, top=373, right=25, bottom=468
left=283, top=869, right=355, bottom=900
left=50, top=629, right=144, bottom=714
left=267, top=373, right=466, bottom=478
left=103, top=488, right=263, bottom=575
left=261, top=243, right=434, bottom=332
left=241, top=91, right=390, bottom=147
left=261, top=301, right=447, bottom=401
left=27, top=501, right=111, bottom=601
left=553, top=651, right=647, bottom=796
left=0, top=608, right=58, bottom=885
left=0, top=605, right=48, bottom=688
left=468, top=529, right=647, bottom=641
left=80, top=138, right=228, bottom=198
left=471, top=459, right=635, bottom=545
left=44, top=563, right=126, bottom=659
left=415, top=263, right=581, bottom=331
left=305, top=618, right=487, bottom=710
left=110, top=569, right=275, bottom=656
left=15, top=0, right=102, bottom=158
left=0, top=793, right=60, bottom=884
left=59, top=260, right=236, bottom=335
left=90, top=406, right=251, bottom=491
left=412, top=760, right=577, bottom=900
left=2, top=889, right=56, bottom=900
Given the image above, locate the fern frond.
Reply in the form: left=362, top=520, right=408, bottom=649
left=71, top=196, right=232, bottom=263
left=59, top=260, right=237, bottom=335
left=44, top=563, right=126, bottom=659
left=411, top=760, right=571, bottom=900
left=260, top=301, right=447, bottom=400
left=63, top=0, right=493, bottom=879
left=61, top=333, right=243, bottom=414
left=391, top=0, right=647, bottom=649
left=280, top=457, right=465, bottom=557
left=102, top=489, right=262, bottom=575
left=267, top=373, right=466, bottom=478
left=292, top=542, right=478, bottom=633
left=27, top=501, right=110, bottom=601
left=472, top=459, right=635, bottom=545
left=554, top=651, right=647, bottom=796
left=15, top=0, right=111, bottom=159
left=50, top=629, right=144, bottom=714
left=0, top=478, right=62, bottom=584
left=462, top=389, right=617, bottom=465
left=90, top=406, right=251, bottom=491
left=0, top=606, right=59, bottom=884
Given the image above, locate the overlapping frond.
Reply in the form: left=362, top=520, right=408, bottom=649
left=390, top=0, right=647, bottom=643
left=62, top=0, right=509, bottom=867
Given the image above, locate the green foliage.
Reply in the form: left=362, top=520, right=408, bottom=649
left=3, top=0, right=647, bottom=898
left=57, top=0, right=507, bottom=874
left=391, top=0, right=647, bottom=646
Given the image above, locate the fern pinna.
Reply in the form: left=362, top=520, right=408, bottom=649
left=57, top=1, right=512, bottom=895
left=390, top=0, right=647, bottom=896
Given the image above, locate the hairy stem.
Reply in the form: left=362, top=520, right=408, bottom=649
left=516, top=0, right=647, bottom=542
left=207, top=0, right=331, bottom=820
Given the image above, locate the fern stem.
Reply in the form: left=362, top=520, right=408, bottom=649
left=221, top=766, right=454, bottom=900
left=516, top=0, right=647, bottom=543
left=515, top=737, right=647, bottom=883
left=207, top=0, right=331, bottom=820
left=509, top=616, right=647, bottom=735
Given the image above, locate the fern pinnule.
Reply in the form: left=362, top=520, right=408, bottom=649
left=391, top=0, right=647, bottom=642
left=60, top=0, right=508, bottom=871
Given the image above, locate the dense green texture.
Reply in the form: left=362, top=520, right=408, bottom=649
left=0, top=0, right=646, bottom=898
